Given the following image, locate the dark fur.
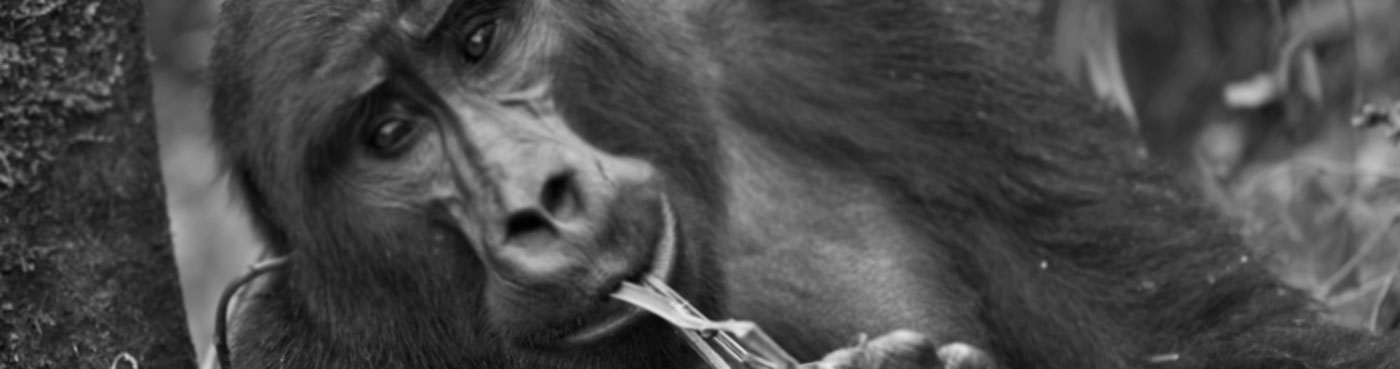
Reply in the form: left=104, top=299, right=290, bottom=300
left=209, top=0, right=1399, bottom=368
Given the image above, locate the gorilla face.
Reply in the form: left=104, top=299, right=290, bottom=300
left=212, top=1, right=726, bottom=367
left=332, top=76, right=676, bottom=344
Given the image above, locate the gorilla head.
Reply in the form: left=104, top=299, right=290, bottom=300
left=208, top=1, right=1399, bottom=369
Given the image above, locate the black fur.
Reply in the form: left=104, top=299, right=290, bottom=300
left=208, top=0, right=1400, bottom=368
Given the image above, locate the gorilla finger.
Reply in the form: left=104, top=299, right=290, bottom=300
left=937, top=342, right=996, bottom=369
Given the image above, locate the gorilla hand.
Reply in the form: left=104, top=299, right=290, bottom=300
left=803, top=331, right=995, bottom=369
left=615, top=281, right=993, bottom=369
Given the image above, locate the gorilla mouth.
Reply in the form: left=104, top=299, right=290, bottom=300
left=559, top=197, right=679, bottom=346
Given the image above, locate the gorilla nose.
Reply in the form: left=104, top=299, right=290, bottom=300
left=501, top=169, right=580, bottom=242
left=483, top=142, right=657, bottom=283
left=490, top=160, right=591, bottom=282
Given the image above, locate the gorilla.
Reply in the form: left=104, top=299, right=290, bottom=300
left=206, top=0, right=1399, bottom=368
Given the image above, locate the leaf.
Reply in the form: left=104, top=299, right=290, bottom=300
left=1051, top=0, right=1138, bottom=128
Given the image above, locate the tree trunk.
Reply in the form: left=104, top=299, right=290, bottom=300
left=0, top=1, right=196, bottom=368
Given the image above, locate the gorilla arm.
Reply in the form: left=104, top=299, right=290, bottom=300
left=602, top=130, right=998, bottom=369
left=612, top=277, right=994, bottom=369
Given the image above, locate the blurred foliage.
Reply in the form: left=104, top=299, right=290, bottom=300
left=1353, top=101, right=1400, bottom=141
left=1212, top=159, right=1400, bottom=330
left=1051, top=0, right=1400, bottom=331
left=1050, top=0, right=1137, bottom=126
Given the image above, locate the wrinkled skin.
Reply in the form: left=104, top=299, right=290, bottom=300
left=208, top=0, right=1400, bottom=368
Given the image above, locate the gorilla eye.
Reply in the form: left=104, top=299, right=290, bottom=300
left=366, top=117, right=423, bottom=156
left=463, top=21, right=498, bottom=61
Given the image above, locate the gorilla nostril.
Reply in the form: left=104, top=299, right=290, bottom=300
left=505, top=210, right=556, bottom=242
left=540, top=171, right=580, bottom=218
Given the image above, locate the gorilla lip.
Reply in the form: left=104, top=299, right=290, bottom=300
left=560, top=197, right=679, bottom=346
